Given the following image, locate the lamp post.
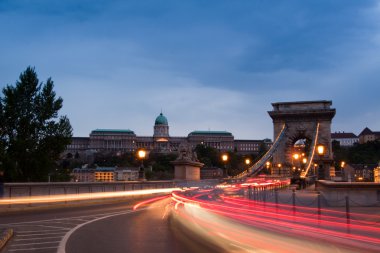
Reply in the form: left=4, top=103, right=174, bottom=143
left=292, top=153, right=300, bottom=178
left=222, top=154, right=229, bottom=178
left=266, top=161, right=271, bottom=174
left=316, top=144, right=325, bottom=180
left=313, top=163, right=318, bottom=177
left=245, top=158, right=251, bottom=174
left=341, top=161, right=346, bottom=181
left=138, top=149, right=146, bottom=181
left=277, top=163, right=282, bottom=176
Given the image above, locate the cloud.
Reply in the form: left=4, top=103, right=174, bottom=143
left=1, top=0, right=380, bottom=140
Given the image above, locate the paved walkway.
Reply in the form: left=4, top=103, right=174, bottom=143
left=250, top=185, right=380, bottom=223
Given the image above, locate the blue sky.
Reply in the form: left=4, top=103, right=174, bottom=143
left=1, top=0, right=380, bottom=139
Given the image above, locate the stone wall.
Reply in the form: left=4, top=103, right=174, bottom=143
left=316, top=180, right=380, bottom=206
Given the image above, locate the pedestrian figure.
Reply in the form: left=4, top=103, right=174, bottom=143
left=0, top=170, right=4, bottom=198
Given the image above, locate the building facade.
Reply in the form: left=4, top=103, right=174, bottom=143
left=359, top=127, right=380, bottom=144
left=187, top=131, right=234, bottom=151
left=331, top=132, right=359, bottom=147
left=71, top=167, right=116, bottom=182
left=71, top=167, right=139, bottom=182
left=374, top=166, right=380, bottom=183
left=65, top=113, right=272, bottom=156
left=89, top=129, right=136, bottom=152
left=349, top=164, right=377, bottom=182
left=234, top=139, right=272, bottom=154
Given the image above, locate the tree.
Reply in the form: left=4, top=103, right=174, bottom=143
left=194, top=144, right=222, bottom=167
left=0, top=67, right=72, bottom=181
left=333, top=140, right=380, bottom=165
left=257, top=140, right=269, bottom=159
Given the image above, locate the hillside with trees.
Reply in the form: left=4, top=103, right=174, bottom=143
left=333, top=140, right=380, bottom=164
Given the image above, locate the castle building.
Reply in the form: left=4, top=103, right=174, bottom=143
left=359, top=127, right=380, bottom=144
left=65, top=113, right=272, bottom=156
left=331, top=132, right=359, bottom=147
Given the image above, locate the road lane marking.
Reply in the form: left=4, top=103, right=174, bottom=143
left=1, top=207, right=151, bottom=252
left=1, top=211, right=133, bottom=253
left=0, top=210, right=129, bottom=226
left=57, top=209, right=146, bottom=253
left=10, top=241, right=60, bottom=246
left=17, top=229, right=69, bottom=233
left=36, top=225, right=73, bottom=229
left=38, top=221, right=83, bottom=226
left=17, top=232, right=66, bottom=237
left=15, top=236, right=63, bottom=241
left=8, top=246, right=58, bottom=252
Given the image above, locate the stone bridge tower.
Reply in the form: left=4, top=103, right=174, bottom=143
left=268, top=101, right=336, bottom=179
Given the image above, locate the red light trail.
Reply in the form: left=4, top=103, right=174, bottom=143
left=169, top=180, right=380, bottom=252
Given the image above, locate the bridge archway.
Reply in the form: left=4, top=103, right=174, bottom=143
left=268, top=100, right=336, bottom=179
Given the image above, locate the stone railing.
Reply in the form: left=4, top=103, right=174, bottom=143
left=0, top=180, right=220, bottom=211
left=2, top=179, right=220, bottom=198
left=316, top=180, right=380, bottom=207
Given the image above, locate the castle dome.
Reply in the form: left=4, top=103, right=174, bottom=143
left=155, top=113, right=168, bottom=125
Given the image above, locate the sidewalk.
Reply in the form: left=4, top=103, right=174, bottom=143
left=255, top=186, right=380, bottom=223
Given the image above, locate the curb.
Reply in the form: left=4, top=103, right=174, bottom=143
left=0, top=197, right=141, bottom=214
left=0, top=228, right=13, bottom=250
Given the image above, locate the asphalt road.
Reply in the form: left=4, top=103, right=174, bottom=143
left=64, top=198, right=202, bottom=253
left=0, top=196, right=210, bottom=253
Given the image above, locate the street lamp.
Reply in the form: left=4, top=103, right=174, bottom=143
left=138, top=149, right=146, bottom=181
left=313, top=163, right=318, bottom=176
left=266, top=161, right=271, bottom=174
left=340, top=161, right=346, bottom=180
left=291, top=153, right=300, bottom=179
left=245, top=158, right=251, bottom=174
left=277, top=163, right=282, bottom=175
left=316, top=144, right=325, bottom=180
left=222, top=154, right=229, bottom=177
left=317, top=145, right=325, bottom=156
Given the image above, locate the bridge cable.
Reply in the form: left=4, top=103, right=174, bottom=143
left=300, top=122, right=320, bottom=178
left=234, top=124, right=287, bottom=178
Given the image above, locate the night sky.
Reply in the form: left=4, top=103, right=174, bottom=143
left=1, top=0, right=380, bottom=139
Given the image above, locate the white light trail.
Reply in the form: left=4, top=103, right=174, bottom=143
left=0, top=188, right=181, bottom=205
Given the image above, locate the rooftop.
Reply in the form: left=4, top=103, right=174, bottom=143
left=95, top=167, right=116, bottom=171
left=155, top=113, right=168, bottom=125
left=91, top=129, right=135, bottom=134
left=271, top=100, right=332, bottom=106
left=359, top=127, right=373, bottom=136
left=331, top=132, right=358, bottom=138
left=188, top=130, right=233, bottom=136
